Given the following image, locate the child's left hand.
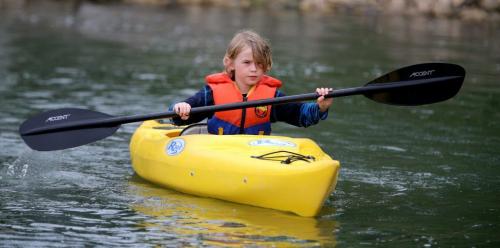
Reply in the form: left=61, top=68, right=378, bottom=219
left=316, top=88, right=333, bottom=112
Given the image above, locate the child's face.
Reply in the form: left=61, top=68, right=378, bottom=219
left=231, top=45, right=264, bottom=90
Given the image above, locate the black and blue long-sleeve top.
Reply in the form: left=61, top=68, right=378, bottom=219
left=170, top=85, right=328, bottom=128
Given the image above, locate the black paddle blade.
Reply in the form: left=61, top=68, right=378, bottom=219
left=19, top=108, right=119, bottom=151
left=364, top=63, right=465, bottom=106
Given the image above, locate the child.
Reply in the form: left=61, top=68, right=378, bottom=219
left=172, top=30, right=333, bottom=135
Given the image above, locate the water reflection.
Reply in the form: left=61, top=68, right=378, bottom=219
left=128, top=175, right=337, bottom=247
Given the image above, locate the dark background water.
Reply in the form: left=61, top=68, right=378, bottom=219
left=1, top=2, right=499, bottom=247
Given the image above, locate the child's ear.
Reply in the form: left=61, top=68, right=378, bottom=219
left=223, top=56, right=234, bottom=71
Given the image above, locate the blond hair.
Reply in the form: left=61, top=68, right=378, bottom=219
left=223, top=30, right=272, bottom=78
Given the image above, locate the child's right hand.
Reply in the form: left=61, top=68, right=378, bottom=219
left=173, top=102, right=191, bottom=120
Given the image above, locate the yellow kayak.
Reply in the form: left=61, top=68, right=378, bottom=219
left=129, top=120, right=340, bottom=217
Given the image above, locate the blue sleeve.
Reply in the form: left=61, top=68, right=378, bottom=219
left=169, top=85, right=214, bottom=125
left=271, top=90, right=328, bottom=127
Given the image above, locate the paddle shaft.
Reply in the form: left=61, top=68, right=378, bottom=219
left=21, top=75, right=459, bottom=136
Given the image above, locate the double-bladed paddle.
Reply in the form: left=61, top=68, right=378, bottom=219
left=19, top=63, right=465, bottom=151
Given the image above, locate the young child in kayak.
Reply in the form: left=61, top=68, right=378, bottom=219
left=171, top=30, right=333, bottom=135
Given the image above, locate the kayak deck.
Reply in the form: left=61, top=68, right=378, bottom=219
left=130, top=120, right=340, bottom=217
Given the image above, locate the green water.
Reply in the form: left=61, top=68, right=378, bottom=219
left=1, top=2, right=499, bottom=247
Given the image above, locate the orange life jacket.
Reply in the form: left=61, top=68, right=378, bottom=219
left=206, top=73, right=282, bottom=135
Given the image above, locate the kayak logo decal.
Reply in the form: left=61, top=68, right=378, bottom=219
left=249, top=139, right=296, bottom=147
left=409, top=70, right=435, bottom=78
left=166, top=138, right=185, bottom=156
left=254, top=106, right=268, bottom=118
left=45, top=114, right=71, bottom=123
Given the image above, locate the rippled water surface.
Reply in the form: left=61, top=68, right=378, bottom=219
left=1, top=2, right=499, bottom=247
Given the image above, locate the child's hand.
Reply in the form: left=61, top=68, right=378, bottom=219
left=316, top=88, right=333, bottom=112
left=173, top=102, right=191, bottom=120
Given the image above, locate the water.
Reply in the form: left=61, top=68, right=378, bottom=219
left=1, top=2, right=499, bottom=247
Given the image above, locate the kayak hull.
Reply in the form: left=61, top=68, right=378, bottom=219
left=130, top=120, right=340, bottom=217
